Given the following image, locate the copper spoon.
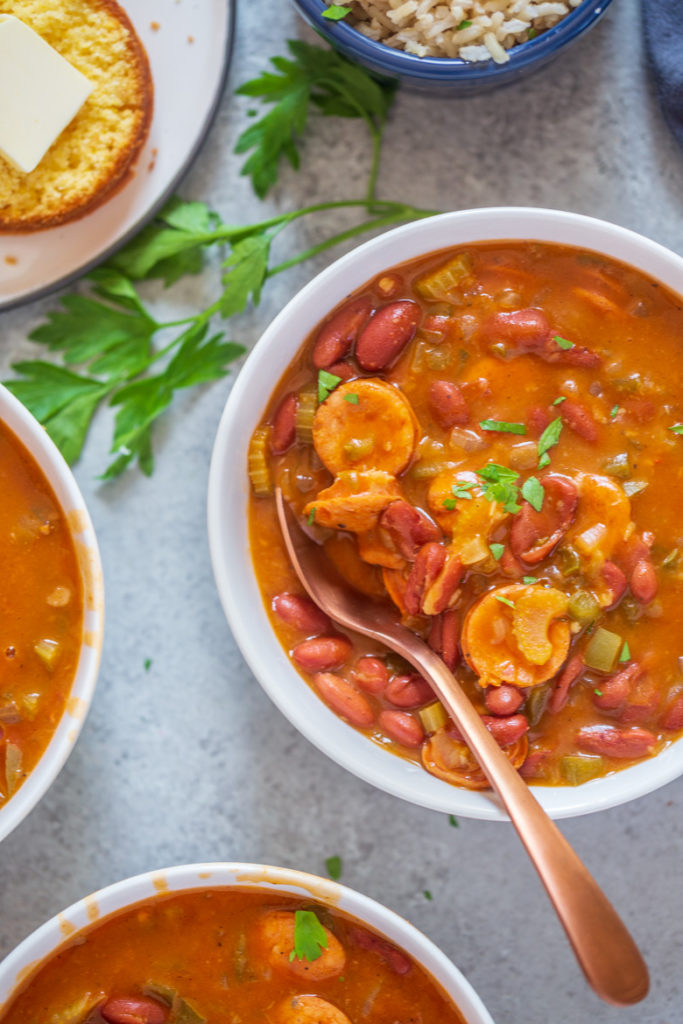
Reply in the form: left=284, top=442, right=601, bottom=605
left=275, top=489, right=649, bottom=1006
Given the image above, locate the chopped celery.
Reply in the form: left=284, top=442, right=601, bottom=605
left=612, top=373, right=643, bottom=394
left=21, top=693, right=40, bottom=719
left=34, top=638, right=60, bottom=670
left=295, top=390, right=317, bottom=444
left=144, top=984, right=206, bottom=1024
left=247, top=428, right=272, bottom=497
left=409, top=460, right=459, bottom=480
left=5, top=743, right=22, bottom=796
left=623, top=480, right=648, bottom=497
left=662, top=548, right=680, bottom=569
left=414, top=253, right=472, bottom=301
left=490, top=342, right=508, bottom=359
left=526, top=683, right=550, bottom=727
left=621, top=595, right=643, bottom=624
left=560, top=755, right=604, bottom=785
left=419, top=701, right=448, bottom=735
left=584, top=627, right=622, bottom=673
left=48, top=994, right=103, bottom=1024
left=567, top=590, right=601, bottom=626
left=343, top=437, right=374, bottom=462
left=425, top=346, right=453, bottom=370
left=603, top=452, right=631, bottom=479
left=557, top=545, right=581, bottom=577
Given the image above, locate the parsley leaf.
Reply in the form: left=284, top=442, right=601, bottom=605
left=479, top=419, right=526, bottom=435
left=537, top=416, right=563, bottom=467
left=423, top=889, right=433, bottom=901
left=523, top=575, right=538, bottom=584
left=489, top=543, right=505, bottom=560
left=669, top=424, right=683, bottom=434
left=220, top=233, right=271, bottom=318
left=619, top=641, right=631, bottom=663
left=344, top=393, right=360, bottom=404
left=325, top=855, right=342, bottom=880
left=289, top=910, right=329, bottom=963
left=307, top=507, right=317, bottom=526
left=109, top=197, right=222, bottom=282
left=476, top=463, right=521, bottom=514
left=521, top=476, right=545, bottom=512
left=144, top=658, right=152, bottom=671
left=495, top=594, right=515, bottom=608
left=235, top=40, right=396, bottom=199
left=322, top=4, right=352, bottom=18
left=552, top=396, right=566, bottom=406
left=610, top=404, right=620, bottom=420
left=448, top=814, right=459, bottom=827
left=318, top=369, right=342, bottom=404
left=456, top=18, right=472, bottom=29
left=553, top=335, right=574, bottom=350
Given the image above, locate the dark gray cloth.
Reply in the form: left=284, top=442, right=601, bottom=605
left=644, top=1, right=683, bottom=148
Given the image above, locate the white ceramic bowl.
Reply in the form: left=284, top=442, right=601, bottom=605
left=208, top=207, right=683, bottom=822
left=0, top=862, right=494, bottom=1024
left=0, top=384, right=104, bottom=842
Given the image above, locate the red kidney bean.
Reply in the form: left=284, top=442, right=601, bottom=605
left=352, top=655, right=388, bottom=694
left=269, top=393, right=297, bottom=455
left=355, top=300, right=421, bottom=371
left=429, top=380, right=470, bottom=429
left=576, top=725, right=656, bottom=759
left=527, top=405, right=551, bottom=437
left=561, top=399, right=599, bottom=441
left=601, top=560, right=627, bottom=610
left=293, top=636, right=351, bottom=672
left=428, top=609, right=459, bottom=671
left=551, top=344, right=601, bottom=368
left=623, top=397, right=656, bottom=423
left=619, top=532, right=654, bottom=575
left=483, top=308, right=551, bottom=350
left=326, top=360, right=356, bottom=381
left=422, top=313, right=450, bottom=336
left=312, top=296, right=374, bottom=369
left=273, top=593, right=331, bottom=635
left=630, top=559, right=658, bottom=604
left=510, top=474, right=578, bottom=565
left=379, top=501, right=441, bottom=560
left=378, top=709, right=424, bottom=747
left=385, top=673, right=434, bottom=708
left=101, top=998, right=168, bottom=1024
left=549, top=654, right=584, bottom=714
left=661, top=693, right=683, bottom=731
left=485, top=684, right=524, bottom=716
left=404, top=542, right=446, bottom=615
left=350, top=928, right=412, bottom=975
left=619, top=676, right=660, bottom=724
left=313, top=672, right=374, bottom=728
left=518, top=749, right=552, bottom=779
left=593, top=662, right=642, bottom=711
left=482, top=713, right=529, bottom=746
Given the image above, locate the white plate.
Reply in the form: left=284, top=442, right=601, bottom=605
left=0, top=0, right=235, bottom=311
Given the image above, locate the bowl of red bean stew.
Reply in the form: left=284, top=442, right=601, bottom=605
left=0, top=862, right=494, bottom=1024
left=208, top=207, right=683, bottom=820
left=0, top=383, right=103, bottom=842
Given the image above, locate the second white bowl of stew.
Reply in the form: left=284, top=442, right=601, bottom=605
left=0, top=862, right=494, bottom=1024
left=208, top=207, right=683, bottom=821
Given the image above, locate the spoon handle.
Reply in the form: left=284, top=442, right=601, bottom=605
left=413, top=646, right=649, bottom=1007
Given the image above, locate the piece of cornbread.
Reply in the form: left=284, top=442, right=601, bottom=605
left=0, top=0, right=153, bottom=232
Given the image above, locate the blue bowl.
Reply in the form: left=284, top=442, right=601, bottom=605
left=290, top=0, right=615, bottom=93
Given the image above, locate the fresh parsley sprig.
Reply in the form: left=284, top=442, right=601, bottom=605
left=289, top=909, right=329, bottom=962
left=235, top=40, right=396, bottom=201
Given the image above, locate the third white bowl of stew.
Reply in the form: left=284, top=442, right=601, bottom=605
left=208, top=207, right=683, bottom=821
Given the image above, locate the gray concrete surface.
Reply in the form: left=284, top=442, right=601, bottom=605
left=1, top=1, right=683, bottom=1021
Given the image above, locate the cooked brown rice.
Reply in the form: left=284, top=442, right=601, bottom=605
left=325, top=0, right=585, bottom=63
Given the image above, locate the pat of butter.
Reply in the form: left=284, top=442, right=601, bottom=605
left=0, top=14, right=93, bottom=174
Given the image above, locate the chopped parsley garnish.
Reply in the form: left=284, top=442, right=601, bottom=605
left=527, top=26, right=537, bottom=38
left=307, top=507, right=317, bottom=526
left=423, top=890, right=433, bottom=901
left=594, top=688, right=603, bottom=697
left=443, top=480, right=477, bottom=510
left=554, top=335, right=574, bottom=350
left=448, top=814, right=459, bottom=827
left=325, top=855, right=342, bottom=880
left=489, top=543, right=505, bottom=560
left=289, top=910, right=329, bottom=963
left=552, top=396, right=566, bottom=406
left=523, top=576, right=537, bottom=584
left=495, top=594, right=515, bottom=608
left=479, top=419, right=527, bottom=435
left=476, top=463, right=521, bottom=514
left=143, top=658, right=152, bottom=672
left=318, top=369, right=342, bottom=403
left=322, top=4, right=352, bottom=18
left=456, top=18, right=472, bottom=29
left=619, top=641, right=631, bottom=663
left=610, top=405, right=620, bottom=419
left=343, top=392, right=359, bottom=404
left=521, top=475, right=545, bottom=512
left=537, top=416, right=563, bottom=468
left=669, top=424, right=683, bottom=434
